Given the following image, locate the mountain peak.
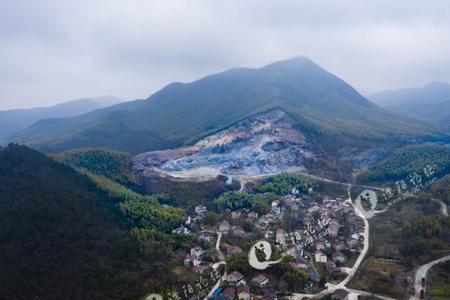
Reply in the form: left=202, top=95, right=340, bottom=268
left=269, top=55, right=315, bottom=64
left=263, top=55, right=320, bottom=70
left=9, top=57, right=441, bottom=154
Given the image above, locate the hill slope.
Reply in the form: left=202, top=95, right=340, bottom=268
left=0, top=96, right=122, bottom=142
left=52, top=148, right=137, bottom=186
left=358, top=143, right=450, bottom=183
left=369, top=81, right=450, bottom=129
left=10, top=57, right=442, bottom=154
left=0, top=145, right=148, bottom=299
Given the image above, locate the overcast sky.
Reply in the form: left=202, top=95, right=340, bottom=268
left=1, top=0, right=450, bottom=110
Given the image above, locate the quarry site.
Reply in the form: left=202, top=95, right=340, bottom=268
left=133, top=110, right=318, bottom=182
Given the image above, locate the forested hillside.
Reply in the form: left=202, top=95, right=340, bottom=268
left=358, top=144, right=450, bottom=182
left=9, top=57, right=443, bottom=154
left=86, top=172, right=184, bottom=233
left=431, top=175, right=450, bottom=205
left=52, top=148, right=137, bottom=186
left=0, top=145, right=188, bottom=299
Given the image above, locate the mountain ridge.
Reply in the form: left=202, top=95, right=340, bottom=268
left=368, top=81, right=450, bottom=128
left=9, top=57, right=444, bottom=154
left=0, top=96, right=122, bottom=142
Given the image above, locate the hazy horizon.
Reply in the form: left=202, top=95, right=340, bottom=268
left=1, top=0, right=450, bottom=110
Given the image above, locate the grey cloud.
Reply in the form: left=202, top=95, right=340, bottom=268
left=0, top=0, right=450, bottom=109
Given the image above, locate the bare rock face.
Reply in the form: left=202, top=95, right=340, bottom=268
left=133, top=110, right=317, bottom=181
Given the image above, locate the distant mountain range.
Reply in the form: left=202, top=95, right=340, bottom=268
left=368, top=81, right=450, bottom=129
left=0, top=96, right=122, bottom=142
left=8, top=57, right=444, bottom=154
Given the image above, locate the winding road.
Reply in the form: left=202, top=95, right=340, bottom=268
left=408, top=255, right=450, bottom=300
left=439, top=200, right=448, bottom=217
left=237, top=170, right=384, bottom=192
left=292, top=185, right=381, bottom=299
left=206, top=173, right=448, bottom=300
left=204, top=232, right=226, bottom=300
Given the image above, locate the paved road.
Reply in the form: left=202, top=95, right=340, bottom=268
left=439, top=200, right=448, bottom=217
left=409, top=255, right=450, bottom=300
left=209, top=173, right=449, bottom=300
left=204, top=232, right=226, bottom=300
left=215, top=232, right=224, bottom=261
left=238, top=170, right=385, bottom=192
left=338, top=186, right=370, bottom=287
left=345, top=288, right=398, bottom=300
left=294, top=171, right=384, bottom=191
left=292, top=185, right=381, bottom=299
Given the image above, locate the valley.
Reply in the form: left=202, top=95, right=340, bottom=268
left=2, top=58, right=450, bottom=300
left=3, top=2, right=450, bottom=300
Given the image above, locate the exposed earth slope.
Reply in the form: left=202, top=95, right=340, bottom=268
left=134, top=110, right=315, bottom=181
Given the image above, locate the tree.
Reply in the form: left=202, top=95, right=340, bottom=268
left=226, top=253, right=252, bottom=275
left=203, top=212, right=219, bottom=226
left=283, top=268, right=305, bottom=292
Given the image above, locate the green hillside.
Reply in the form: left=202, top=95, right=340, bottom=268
left=86, top=172, right=184, bottom=233
left=359, top=144, right=450, bottom=182
left=0, top=145, right=186, bottom=299
left=10, top=57, right=443, bottom=154
left=52, top=148, right=137, bottom=186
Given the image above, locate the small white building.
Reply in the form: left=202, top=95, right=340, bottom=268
left=190, top=246, right=204, bottom=257
left=315, top=251, right=327, bottom=263
left=276, top=228, right=286, bottom=245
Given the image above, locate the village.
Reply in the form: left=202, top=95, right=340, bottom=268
left=171, top=184, right=366, bottom=300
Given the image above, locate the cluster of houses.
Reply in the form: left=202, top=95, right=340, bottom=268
left=172, top=205, right=209, bottom=236
left=273, top=195, right=365, bottom=282
left=183, top=245, right=215, bottom=275
left=210, top=271, right=274, bottom=300
left=171, top=186, right=366, bottom=298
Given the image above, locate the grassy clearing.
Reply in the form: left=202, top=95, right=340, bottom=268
left=429, top=261, right=450, bottom=300
left=349, top=257, right=406, bottom=298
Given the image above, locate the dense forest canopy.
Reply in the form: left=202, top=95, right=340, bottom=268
left=213, top=191, right=278, bottom=214
left=256, top=173, right=313, bottom=195
left=86, top=172, right=184, bottom=233
left=359, top=144, right=450, bottom=183
left=52, top=148, right=137, bottom=186
left=431, top=175, right=450, bottom=205
left=0, top=145, right=148, bottom=299
left=0, top=145, right=189, bottom=299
